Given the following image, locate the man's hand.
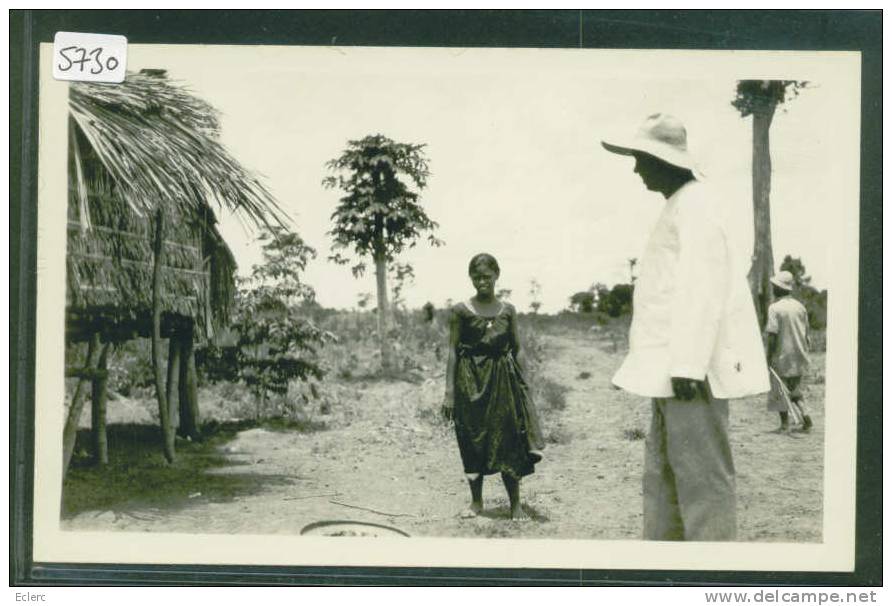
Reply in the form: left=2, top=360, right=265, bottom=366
left=671, top=377, right=705, bottom=401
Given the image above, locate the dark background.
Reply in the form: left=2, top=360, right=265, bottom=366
left=10, top=9, right=882, bottom=586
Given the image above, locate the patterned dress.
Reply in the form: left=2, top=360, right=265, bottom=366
left=450, top=301, right=544, bottom=479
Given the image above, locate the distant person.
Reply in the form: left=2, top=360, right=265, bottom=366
left=765, top=271, right=813, bottom=433
left=441, top=253, right=544, bottom=520
left=601, top=113, right=769, bottom=541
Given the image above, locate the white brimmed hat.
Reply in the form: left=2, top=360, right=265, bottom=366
left=770, top=270, right=795, bottom=291
left=601, top=113, right=704, bottom=178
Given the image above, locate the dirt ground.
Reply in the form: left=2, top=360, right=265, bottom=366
left=63, top=330, right=824, bottom=542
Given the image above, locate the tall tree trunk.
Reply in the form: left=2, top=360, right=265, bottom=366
left=178, top=326, right=200, bottom=440
left=747, top=101, right=777, bottom=328
left=90, top=342, right=111, bottom=465
left=166, top=336, right=181, bottom=431
left=152, top=210, right=176, bottom=463
left=374, top=252, right=394, bottom=372
left=62, top=333, right=100, bottom=479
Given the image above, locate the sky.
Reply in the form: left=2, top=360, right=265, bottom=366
left=127, top=46, right=854, bottom=313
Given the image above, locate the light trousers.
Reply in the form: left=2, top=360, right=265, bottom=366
left=643, top=390, right=737, bottom=541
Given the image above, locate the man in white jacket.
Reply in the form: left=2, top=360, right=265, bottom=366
left=602, top=114, right=769, bottom=541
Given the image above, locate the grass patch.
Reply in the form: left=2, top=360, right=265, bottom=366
left=62, top=420, right=311, bottom=519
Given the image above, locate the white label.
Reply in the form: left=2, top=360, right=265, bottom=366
left=53, top=31, right=127, bottom=83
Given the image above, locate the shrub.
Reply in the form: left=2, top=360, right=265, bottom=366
left=195, top=343, right=240, bottom=385
left=798, top=285, right=828, bottom=331
left=229, top=226, right=328, bottom=402
left=101, top=339, right=153, bottom=397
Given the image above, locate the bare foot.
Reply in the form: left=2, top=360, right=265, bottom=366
left=510, top=506, right=529, bottom=521
left=460, top=502, right=483, bottom=519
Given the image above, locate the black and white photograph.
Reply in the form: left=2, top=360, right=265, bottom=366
left=29, top=41, right=862, bottom=572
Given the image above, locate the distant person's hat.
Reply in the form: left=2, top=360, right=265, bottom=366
left=601, top=113, right=704, bottom=178
left=770, top=271, right=795, bottom=291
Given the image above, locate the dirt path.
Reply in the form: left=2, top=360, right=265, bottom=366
left=64, top=332, right=823, bottom=542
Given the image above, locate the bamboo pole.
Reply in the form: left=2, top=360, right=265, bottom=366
left=152, top=210, right=176, bottom=463
left=90, top=341, right=111, bottom=465
left=62, top=333, right=99, bottom=480
left=178, top=326, right=200, bottom=440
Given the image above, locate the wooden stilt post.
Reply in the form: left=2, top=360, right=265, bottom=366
left=90, top=342, right=111, bottom=465
left=152, top=209, right=176, bottom=463
left=62, top=333, right=99, bottom=479
left=166, top=336, right=181, bottom=433
left=178, top=324, right=200, bottom=440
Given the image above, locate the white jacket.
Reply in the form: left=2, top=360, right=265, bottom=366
left=612, top=180, right=769, bottom=399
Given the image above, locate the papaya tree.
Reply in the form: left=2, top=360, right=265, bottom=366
left=732, top=80, right=808, bottom=326
left=323, top=134, right=442, bottom=371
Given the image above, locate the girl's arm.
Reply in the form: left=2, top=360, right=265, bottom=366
left=442, top=308, right=460, bottom=419
left=508, top=305, right=529, bottom=375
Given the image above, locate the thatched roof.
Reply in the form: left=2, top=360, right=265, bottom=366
left=66, top=70, right=285, bottom=342
left=69, top=70, right=287, bottom=227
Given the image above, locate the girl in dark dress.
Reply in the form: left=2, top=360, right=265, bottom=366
left=442, top=253, right=544, bottom=520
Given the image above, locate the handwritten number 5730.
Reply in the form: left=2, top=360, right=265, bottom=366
left=57, top=45, right=119, bottom=74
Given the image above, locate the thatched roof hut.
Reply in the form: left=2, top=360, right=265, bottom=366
left=66, top=69, right=285, bottom=342
left=63, top=70, right=287, bottom=469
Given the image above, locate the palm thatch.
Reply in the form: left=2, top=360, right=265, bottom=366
left=65, top=69, right=284, bottom=342
left=69, top=70, right=287, bottom=226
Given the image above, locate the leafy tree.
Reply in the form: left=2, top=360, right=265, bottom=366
left=599, top=283, right=634, bottom=318
left=323, top=134, right=443, bottom=371
left=496, top=288, right=513, bottom=301
left=570, top=282, right=634, bottom=317
left=799, top=286, right=828, bottom=331
left=778, top=255, right=825, bottom=330
left=592, top=283, right=610, bottom=305
left=732, top=80, right=809, bottom=326
left=231, top=226, right=327, bottom=411
left=779, top=254, right=811, bottom=287
left=569, top=289, right=596, bottom=314
left=528, top=279, right=543, bottom=314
